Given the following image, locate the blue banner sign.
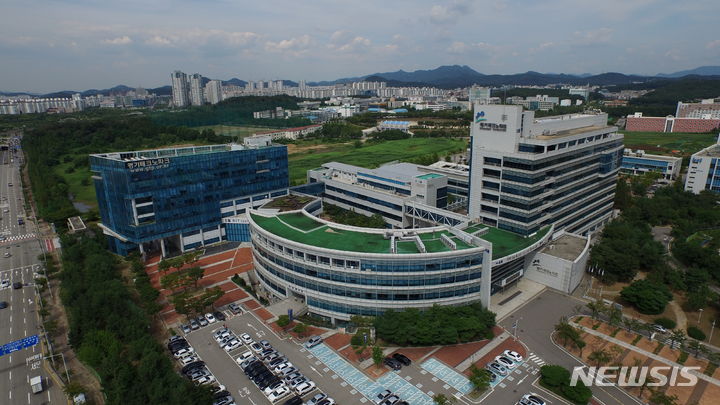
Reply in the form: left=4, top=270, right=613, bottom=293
left=0, top=335, right=39, bottom=357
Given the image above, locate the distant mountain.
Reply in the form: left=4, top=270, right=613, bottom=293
left=657, top=66, right=720, bottom=78
left=312, top=65, right=657, bottom=89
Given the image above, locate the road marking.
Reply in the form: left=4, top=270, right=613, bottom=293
left=309, top=365, right=322, bottom=376
left=246, top=323, right=258, bottom=331
left=9, top=370, right=11, bottom=380
left=517, top=374, right=528, bottom=385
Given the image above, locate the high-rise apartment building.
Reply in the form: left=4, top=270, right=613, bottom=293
left=170, top=70, right=190, bottom=108
left=189, top=73, right=204, bottom=106
left=468, top=104, right=623, bottom=236
left=685, top=140, right=720, bottom=194
left=205, top=80, right=223, bottom=105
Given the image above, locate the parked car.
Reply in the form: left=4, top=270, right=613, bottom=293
left=487, top=361, right=508, bottom=376
left=392, top=353, right=411, bottom=366
left=197, top=316, right=209, bottom=327
left=266, top=385, right=290, bottom=402
left=258, top=376, right=281, bottom=390
left=304, top=336, right=323, bottom=349
left=383, top=357, right=402, bottom=370
left=652, top=324, right=668, bottom=334
left=305, top=393, right=327, bottom=405
left=205, top=313, right=217, bottom=323
left=180, top=355, right=199, bottom=366
left=373, top=390, right=392, bottom=404
left=316, top=399, right=336, bottom=405
left=223, top=339, right=242, bottom=352
left=380, top=395, right=400, bottom=405
left=0, top=301, right=7, bottom=309
left=181, top=324, right=192, bottom=334
left=213, top=311, right=227, bottom=321
left=212, top=327, right=229, bottom=338
left=181, top=361, right=205, bottom=374
left=168, top=335, right=185, bottom=344
left=194, top=375, right=216, bottom=385
left=283, top=372, right=302, bottom=383
left=503, top=350, right=523, bottom=362
left=0, top=280, right=9, bottom=289
left=228, top=303, right=241, bottom=314
left=190, top=319, right=200, bottom=330
left=173, top=347, right=195, bottom=358
left=250, top=342, right=263, bottom=353
left=263, top=381, right=286, bottom=396
left=283, top=396, right=303, bottom=405
left=269, top=358, right=289, bottom=369
left=495, top=355, right=517, bottom=369
left=286, top=376, right=306, bottom=389
left=236, top=351, right=254, bottom=364
left=294, top=380, right=316, bottom=396
left=259, top=340, right=272, bottom=349
left=521, top=393, right=546, bottom=405
left=240, top=333, right=253, bottom=345
left=279, top=366, right=297, bottom=376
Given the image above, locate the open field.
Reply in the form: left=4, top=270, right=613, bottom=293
left=288, top=137, right=466, bottom=184
left=195, top=125, right=281, bottom=139
left=53, top=160, right=97, bottom=210
left=620, top=130, right=716, bottom=156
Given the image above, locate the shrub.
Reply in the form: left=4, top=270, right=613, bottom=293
left=654, top=317, right=676, bottom=330
left=687, top=326, right=706, bottom=341
left=276, top=315, right=290, bottom=328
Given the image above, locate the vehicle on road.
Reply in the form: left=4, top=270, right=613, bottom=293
left=520, top=393, right=546, bottom=405
left=503, top=350, right=523, bottom=362
left=0, top=301, right=7, bottom=309
left=12, top=281, right=22, bottom=289
left=4, top=252, right=10, bottom=258
left=30, top=376, right=43, bottom=394
left=392, top=353, right=411, bottom=366
left=304, top=336, right=323, bottom=349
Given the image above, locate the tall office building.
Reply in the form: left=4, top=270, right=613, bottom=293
left=170, top=71, right=190, bottom=108
left=469, top=86, right=491, bottom=104
left=90, top=137, right=289, bottom=256
left=205, top=80, right=223, bottom=105
left=468, top=104, right=623, bottom=236
left=685, top=140, right=720, bottom=194
left=189, top=73, right=205, bottom=106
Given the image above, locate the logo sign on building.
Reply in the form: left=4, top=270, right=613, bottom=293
left=125, top=158, right=171, bottom=172
left=475, top=111, right=487, bottom=123
left=0, top=335, right=39, bottom=357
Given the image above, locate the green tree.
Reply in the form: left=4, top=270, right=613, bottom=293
left=432, top=393, right=456, bottom=405
left=292, top=323, right=308, bottom=338
left=687, top=340, right=707, bottom=358
left=648, top=389, right=679, bottom=405
left=586, top=299, right=607, bottom=320
left=467, top=365, right=492, bottom=393
left=186, top=266, right=204, bottom=288
left=588, top=349, right=612, bottom=367
left=614, top=177, right=632, bottom=210
left=372, top=346, right=384, bottom=369
left=669, top=329, right=687, bottom=349
left=620, top=280, right=673, bottom=315
left=277, top=315, right=290, bottom=328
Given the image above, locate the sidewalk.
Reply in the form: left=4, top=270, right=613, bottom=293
left=456, top=331, right=512, bottom=371
left=489, top=278, right=546, bottom=321
left=578, top=324, right=720, bottom=386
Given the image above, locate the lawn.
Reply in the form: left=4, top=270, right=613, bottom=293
left=288, top=138, right=466, bottom=184
left=53, top=160, right=97, bottom=210
left=195, top=125, right=282, bottom=139
left=620, top=131, right=716, bottom=156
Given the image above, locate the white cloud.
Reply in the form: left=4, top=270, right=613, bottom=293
left=529, top=42, right=555, bottom=54
left=103, top=36, right=132, bottom=45
left=145, top=35, right=172, bottom=46
left=429, top=1, right=471, bottom=24
left=265, top=35, right=312, bottom=54
left=571, top=28, right=613, bottom=46
left=447, top=41, right=497, bottom=54
left=707, top=40, right=720, bottom=49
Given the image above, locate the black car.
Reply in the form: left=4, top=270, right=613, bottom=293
left=392, top=353, right=412, bottom=366
left=213, top=391, right=231, bottom=400
left=284, top=396, right=303, bottom=405
left=167, top=338, right=187, bottom=349
left=181, top=361, right=205, bottom=374
left=213, top=311, right=227, bottom=321
left=0, top=301, right=7, bottom=309
left=260, top=378, right=282, bottom=391
left=251, top=370, right=272, bottom=384
left=248, top=366, right=269, bottom=379
left=384, top=357, right=402, bottom=370
left=243, top=360, right=262, bottom=373
left=12, top=282, right=22, bottom=289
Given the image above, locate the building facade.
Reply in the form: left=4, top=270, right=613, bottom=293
left=685, top=142, right=720, bottom=194
left=189, top=73, right=205, bottom=106
left=625, top=112, right=720, bottom=133
left=90, top=137, right=289, bottom=256
left=171, top=70, right=190, bottom=108
left=621, top=149, right=682, bottom=180
left=248, top=202, right=552, bottom=323
left=205, top=80, right=223, bottom=105
left=468, top=104, right=623, bottom=237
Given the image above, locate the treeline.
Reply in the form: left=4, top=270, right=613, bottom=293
left=604, top=78, right=720, bottom=118
left=150, top=95, right=311, bottom=127
left=374, top=303, right=495, bottom=346
left=60, top=229, right=213, bottom=405
left=22, top=116, right=224, bottom=222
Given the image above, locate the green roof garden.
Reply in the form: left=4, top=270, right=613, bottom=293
left=250, top=211, right=550, bottom=258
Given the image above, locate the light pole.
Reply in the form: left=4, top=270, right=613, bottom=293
left=709, top=319, right=716, bottom=343
left=699, top=309, right=704, bottom=325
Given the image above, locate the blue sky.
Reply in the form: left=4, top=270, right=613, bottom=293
left=1, top=0, right=719, bottom=92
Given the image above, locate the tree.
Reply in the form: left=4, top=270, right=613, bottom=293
left=62, top=382, right=85, bottom=399
left=293, top=323, right=308, bottom=338
left=158, top=259, right=171, bottom=274
left=186, top=266, right=204, bottom=288
left=540, top=365, right=570, bottom=388
left=669, top=329, right=687, bottom=350
left=586, top=299, right=607, bottom=320
left=649, top=390, right=679, bottom=405
left=620, top=280, right=673, bottom=315
left=687, top=340, right=708, bottom=358
left=277, top=315, right=290, bottom=328
left=372, top=346, right=383, bottom=369
left=433, top=393, right=456, bottom=405
left=588, top=349, right=612, bottom=367
left=614, top=177, right=632, bottom=210
left=468, top=365, right=492, bottom=393
left=608, top=305, right=623, bottom=327
left=555, top=319, right=581, bottom=347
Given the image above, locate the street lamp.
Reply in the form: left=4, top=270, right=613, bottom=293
left=698, top=308, right=704, bottom=325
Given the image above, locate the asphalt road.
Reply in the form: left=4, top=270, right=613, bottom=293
left=0, top=143, right=62, bottom=405
left=484, top=290, right=643, bottom=405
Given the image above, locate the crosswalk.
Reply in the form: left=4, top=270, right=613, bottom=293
left=527, top=353, right=546, bottom=367
left=0, top=233, right=36, bottom=242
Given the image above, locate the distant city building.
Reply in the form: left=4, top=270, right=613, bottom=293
left=625, top=112, right=720, bottom=133
left=251, top=124, right=323, bottom=140
left=507, top=95, right=559, bottom=111
left=469, top=86, right=491, bottom=104
left=569, top=87, right=591, bottom=100
left=621, top=149, right=682, bottom=180
left=685, top=141, right=720, bottom=194
left=204, top=80, right=223, bottom=105
left=171, top=70, right=190, bottom=107
left=189, top=73, right=204, bottom=106
left=468, top=104, right=623, bottom=236
left=378, top=120, right=411, bottom=132
left=90, top=137, right=289, bottom=256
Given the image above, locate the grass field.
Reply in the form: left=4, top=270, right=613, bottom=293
left=288, top=138, right=466, bottom=184
left=195, top=125, right=280, bottom=139
left=53, top=160, right=97, bottom=210
left=620, top=131, right=716, bottom=156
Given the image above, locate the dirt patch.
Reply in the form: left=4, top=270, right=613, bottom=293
left=433, top=339, right=491, bottom=368
left=365, top=363, right=391, bottom=378
left=324, top=333, right=352, bottom=350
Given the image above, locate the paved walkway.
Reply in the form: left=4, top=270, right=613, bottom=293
left=578, top=324, right=720, bottom=386
left=456, top=331, right=511, bottom=371
left=489, top=278, right=546, bottom=321
left=668, top=300, right=688, bottom=331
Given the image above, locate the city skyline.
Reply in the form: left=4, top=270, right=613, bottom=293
left=1, top=0, right=719, bottom=93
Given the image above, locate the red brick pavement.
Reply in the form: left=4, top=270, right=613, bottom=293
left=255, top=308, right=274, bottom=322
left=244, top=300, right=261, bottom=310
left=433, top=340, right=491, bottom=368
left=388, top=346, right=438, bottom=363
left=324, top=333, right=352, bottom=351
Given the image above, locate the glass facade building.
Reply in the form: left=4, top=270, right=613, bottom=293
left=90, top=140, right=288, bottom=255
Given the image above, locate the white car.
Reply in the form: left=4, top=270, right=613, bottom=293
left=173, top=347, right=195, bottom=358
left=263, top=381, right=286, bottom=396
left=224, top=339, right=242, bottom=352
left=294, top=380, right=316, bottom=396
left=266, top=385, right=290, bottom=402
left=521, top=393, right=546, bottom=405
left=212, top=327, right=229, bottom=338
left=180, top=355, right=199, bottom=365
left=214, top=331, right=232, bottom=343
left=495, top=355, right=517, bottom=369
left=287, top=376, right=307, bottom=389
left=239, top=333, right=253, bottom=345
left=217, top=334, right=235, bottom=345
left=205, top=313, right=217, bottom=323
left=249, top=342, right=263, bottom=353
left=273, top=362, right=293, bottom=373
left=0, top=280, right=9, bottom=289
left=235, top=351, right=254, bottom=364
left=503, top=350, right=523, bottom=363
left=194, top=375, right=215, bottom=385
left=306, top=393, right=328, bottom=405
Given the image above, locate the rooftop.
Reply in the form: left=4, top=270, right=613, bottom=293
left=251, top=211, right=550, bottom=258
left=91, top=144, right=231, bottom=161
left=540, top=234, right=588, bottom=261
left=697, top=144, right=720, bottom=158
left=535, top=125, right=613, bottom=140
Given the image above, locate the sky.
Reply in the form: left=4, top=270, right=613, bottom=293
left=1, top=0, right=719, bottom=93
